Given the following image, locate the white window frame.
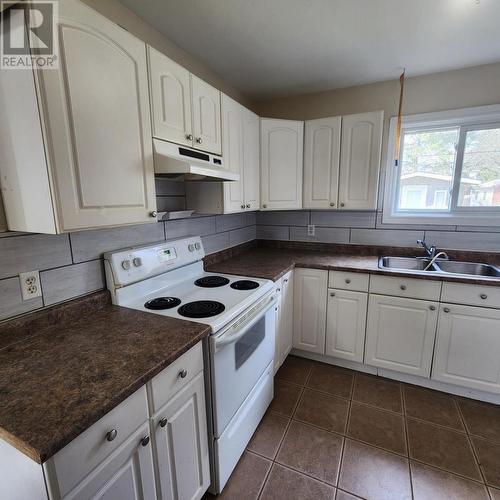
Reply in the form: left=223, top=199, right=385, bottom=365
left=383, top=103, right=500, bottom=226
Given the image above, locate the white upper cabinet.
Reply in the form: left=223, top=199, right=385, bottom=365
left=222, top=94, right=245, bottom=212
left=338, top=111, right=383, bottom=210
left=191, top=75, right=222, bottom=155
left=148, top=46, right=192, bottom=147
left=432, top=304, right=500, bottom=393
left=260, top=119, right=304, bottom=210
left=303, top=117, right=342, bottom=209
left=242, top=108, right=260, bottom=210
left=0, top=0, right=157, bottom=233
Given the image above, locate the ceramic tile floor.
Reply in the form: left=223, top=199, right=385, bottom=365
left=208, top=355, right=500, bottom=500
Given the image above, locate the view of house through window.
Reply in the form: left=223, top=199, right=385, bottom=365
left=397, top=125, right=500, bottom=213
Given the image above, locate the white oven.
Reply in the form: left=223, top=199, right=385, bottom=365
left=209, top=290, right=277, bottom=492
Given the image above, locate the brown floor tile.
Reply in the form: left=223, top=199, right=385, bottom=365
left=352, top=374, right=402, bottom=413
left=275, top=355, right=314, bottom=385
left=404, top=385, right=464, bottom=431
left=260, top=463, right=335, bottom=500
left=472, top=437, right=500, bottom=488
left=335, top=491, right=361, bottom=500
left=458, top=399, right=500, bottom=443
left=411, top=462, right=490, bottom=500
left=276, top=420, right=343, bottom=485
left=269, top=379, right=302, bottom=417
left=338, top=439, right=412, bottom=500
left=294, top=389, right=349, bottom=434
left=246, top=411, right=289, bottom=460
left=490, top=488, right=500, bottom=500
left=347, top=402, right=407, bottom=455
left=306, top=363, right=354, bottom=399
left=407, top=418, right=482, bottom=481
left=217, top=451, right=271, bottom=499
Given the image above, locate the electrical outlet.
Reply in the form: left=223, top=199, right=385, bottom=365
left=307, top=224, right=315, bottom=236
left=19, top=271, right=42, bottom=301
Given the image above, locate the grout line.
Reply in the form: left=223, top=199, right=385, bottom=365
left=401, top=382, right=414, bottom=500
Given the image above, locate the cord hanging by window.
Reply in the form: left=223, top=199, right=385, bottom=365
left=394, top=69, right=406, bottom=167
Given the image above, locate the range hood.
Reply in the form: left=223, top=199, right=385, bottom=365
left=153, top=139, right=238, bottom=182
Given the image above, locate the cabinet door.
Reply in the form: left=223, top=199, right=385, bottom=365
left=303, top=117, right=341, bottom=209
left=260, top=119, right=303, bottom=210
left=432, top=304, right=500, bottom=393
left=222, top=95, right=245, bottom=213
left=37, top=0, right=157, bottom=231
left=242, top=108, right=260, bottom=210
left=153, top=371, right=210, bottom=500
left=279, top=271, right=294, bottom=364
left=365, top=294, right=438, bottom=377
left=148, top=46, right=192, bottom=147
left=293, top=269, right=328, bottom=354
left=191, top=75, right=222, bottom=155
left=326, top=289, right=367, bottom=363
left=64, top=423, right=156, bottom=500
left=338, top=111, right=383, bottom=210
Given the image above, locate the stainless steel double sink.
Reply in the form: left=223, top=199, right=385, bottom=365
left=379, top=256, right=500, bottom=278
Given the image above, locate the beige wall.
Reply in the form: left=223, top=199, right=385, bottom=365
left=81, top=0, right=255, bottom=109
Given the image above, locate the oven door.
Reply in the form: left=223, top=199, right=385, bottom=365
left=210, top=292, right=276, bottom=437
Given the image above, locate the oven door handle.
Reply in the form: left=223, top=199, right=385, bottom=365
left=213, top=295, right=277, bottom=350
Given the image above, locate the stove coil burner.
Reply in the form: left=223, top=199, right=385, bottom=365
left=178, top=300, right=225, bottom=318
left=144, top=297, right=181, bottom=310
left=230, top=280, right=260, bottom=290
left=194, top=276, right=230, bottom=288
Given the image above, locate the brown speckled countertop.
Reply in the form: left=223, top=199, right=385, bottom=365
left=0, top=291, right=210, bottom=463
left=206, top=246, right=500, bottom=286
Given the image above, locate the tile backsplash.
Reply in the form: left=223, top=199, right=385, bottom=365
left=0, top=212, right=256, bottom=321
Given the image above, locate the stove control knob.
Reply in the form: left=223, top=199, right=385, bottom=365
left=188, top=244, right=195, bottom=252
left=133, top=257, right=142, bottom=267
left=121, top=260, right=131, bottom=270
left=195, top=242, right=201, bottom=250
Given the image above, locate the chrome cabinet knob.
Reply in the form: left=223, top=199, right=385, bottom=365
left=330, top=292, right=335, bottom=297
left=106, top=429, right=118, bottom=442
left=159, top=418, right=168, bottom=428
left=246, top=204, right=250, bottom=208
left=345, top=279, right=351, bottom=284
left=140, top=435, right=150, bottom=447
left=150, top=211, right=157, bottom=218
left=330, top=202, right=335, bottom=207
left=400, top=285, right=407, bottom=290
left=284, top=278, right=288, bottom=283
left=429, top=305, right=436, bottom=311
left=196, top=137, right=202, bottom=144
left=262, top=204, right=267, bottom=209
left=480, top=293, right=488, bottom=300
left=186, top=133, right=193, bottom=140
left=241, top=204, right=245, bottom=209
left=340, top=202, right=345, bottom=207
left=178, top=369, right=188, bottom=379
left=443, top=307, right=450, bottom=313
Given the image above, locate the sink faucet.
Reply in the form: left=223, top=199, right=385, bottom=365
left=417, top=239, right=437, bottom=259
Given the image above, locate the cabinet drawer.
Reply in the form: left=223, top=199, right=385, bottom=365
left=369, top=275, right=441, bottom=301
left=50, top=386, right=148, bottom=497
left=329, top=271, right=369, bottom=292
left=149, top=342, right=204, bottom=413
left=441, top=282, right=500, bottom=308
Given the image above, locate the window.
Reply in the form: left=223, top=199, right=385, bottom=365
left=384, top=104, right=500, bottom=226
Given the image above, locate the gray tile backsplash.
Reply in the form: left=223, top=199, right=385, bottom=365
left=289, top=226, right=350, bottom=244
left=311, top=211, right=376, bottom=228
left=256, top=210, right=310, bottom=226
left=350, top=228, right=424, bottom=248
left=256, top=225, right=290, bottom=240
left=0, top=212, right=256, bottom=322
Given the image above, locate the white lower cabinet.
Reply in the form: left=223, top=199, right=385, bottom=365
left=365, top=294, right=438, bottom=377
left=274, top=271, right=294, bottom=372
left=325, top=289, right=367, bottom=363
left=293, top=268, right=328, bottom=354
left=63, top=423, right=156, bottom=500
left=152, top=371, right=210, bottom=500
left=432, top=304, right=500, bottom=393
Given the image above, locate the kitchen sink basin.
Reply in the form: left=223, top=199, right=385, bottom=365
left=379, top=256, right=500, bottom=277
left=379, top=257, right=437, bottom=272
left=433, top=260, right=500, bottom=277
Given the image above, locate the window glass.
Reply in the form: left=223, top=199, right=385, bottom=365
left=458, top=128, right=500, bottom=207
left=397, top=128, right=458, bottom=211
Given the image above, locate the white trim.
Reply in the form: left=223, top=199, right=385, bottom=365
left=383, top=103, right=500, bottom=226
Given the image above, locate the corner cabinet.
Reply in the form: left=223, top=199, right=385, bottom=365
left=0, top=0, right=158, bottom=233
left=293, top=269, right=328, bottom=354
left=274, top=271, right=294, bottom=372
left=260, top=119, right=304, bottom=210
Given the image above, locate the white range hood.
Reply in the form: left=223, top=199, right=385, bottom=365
left=153, top=139, right=238, bottom=182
